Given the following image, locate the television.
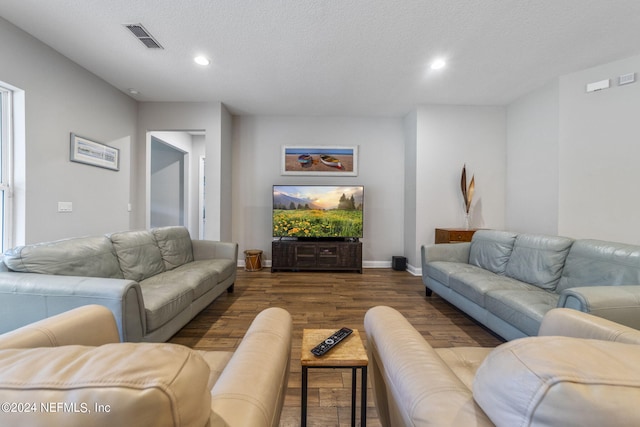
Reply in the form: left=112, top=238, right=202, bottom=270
left=273, top=185, right=364, bottom=240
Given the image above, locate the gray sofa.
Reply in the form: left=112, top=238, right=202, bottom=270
left=422, top=229, right=640, bottom=340
left=0, top=226, right=238, bottom=342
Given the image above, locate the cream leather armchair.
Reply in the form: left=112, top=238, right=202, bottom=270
left=0, top=304, right=292, bottom=427
left=365, top=306, right=640, bottom=427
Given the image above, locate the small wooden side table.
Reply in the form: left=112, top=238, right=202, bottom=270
left=301, top=329, right=368, bottom=427
left=435, top=228, right=479, bottom=243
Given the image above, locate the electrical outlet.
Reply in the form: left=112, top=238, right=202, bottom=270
left=58, top=201, right=73, bottom=212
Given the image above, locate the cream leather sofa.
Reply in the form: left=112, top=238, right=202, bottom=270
left=365, top=306, right=640, bottom=427
left=0, top=304, right=292, bottom=427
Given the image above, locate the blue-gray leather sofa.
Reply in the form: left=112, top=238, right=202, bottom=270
left=422, top=230, right=640, bottom=340
left=0, top=226, right=237, bottom=342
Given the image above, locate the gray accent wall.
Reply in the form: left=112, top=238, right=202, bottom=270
left=0, top=17, right=136, bottom=244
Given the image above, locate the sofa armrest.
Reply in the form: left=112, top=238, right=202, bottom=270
left=538, top=308, right=640, bottom=344
left=364, top=306, right=492, bottom=427
left=210, top=307, right=292, bottom=427
left=557, top=285, right=640, bottom=330
left=421, top=242, right=470, bottom=266
left=0, top=305, right=120, bottom=349
left=0, top=272, right=145, bottom=342
left=192, top=240, right=238, bottom=262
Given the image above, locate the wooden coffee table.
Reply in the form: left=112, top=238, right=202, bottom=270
left=301, top=328, right=368, bottom=427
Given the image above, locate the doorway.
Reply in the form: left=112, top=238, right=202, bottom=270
left=147, top=131, right=206, bottom=237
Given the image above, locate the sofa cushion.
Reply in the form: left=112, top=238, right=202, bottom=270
left=109, top=230, right=165, bottom=281
left=504, top=234, right=573, bottom=291
left=468, top=230, right=517, bottom=275
left=201, top=258, right=236, bottom=283
left=2, top=236, right=123, bottom=279
left=0, top=343, right=211, bottom=427
left=557, top=239, right=640, bottom=294
left=141, top=260, right=220, bottom=301
left=473, top=337, right=640, bottom=427
left=426, top=261, right=479, bottom=287
left=152, top=226, right=194, bottom=271
left=449, top=269, right=539, bottom=308
left=484, top=289, right=559, bottom=336
left=139, top=278, right=194, bottom=332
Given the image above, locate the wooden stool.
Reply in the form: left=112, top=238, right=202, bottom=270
left=244, top=249, right=263, bottom=271
left=300, top=329, right=368, bottom=426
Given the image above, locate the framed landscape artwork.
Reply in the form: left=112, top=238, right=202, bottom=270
left=281, top=146, right=358, bottom=176
left=70, top=133, right=120, bottom=171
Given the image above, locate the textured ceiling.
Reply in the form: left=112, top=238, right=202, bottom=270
left=1, top=0, right=639, bottom=116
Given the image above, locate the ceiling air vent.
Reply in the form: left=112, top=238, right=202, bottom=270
left=123, top=23, right=164, bottom=49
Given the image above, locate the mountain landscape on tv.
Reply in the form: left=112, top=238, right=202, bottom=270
left=273, top=186, right=364, bottom=239
left=273, top=193, right=324, bottom=211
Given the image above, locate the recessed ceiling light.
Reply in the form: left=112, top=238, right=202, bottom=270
left=194, top=56, right=210, bottom=66
left=128, top=88, right=140, bottom=95
left=430, top=58, right=446, bottom=70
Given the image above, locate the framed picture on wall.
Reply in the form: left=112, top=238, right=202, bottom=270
left=281, top=145, right=358, bottom=176
left=70, top=133, right=120, bottom=171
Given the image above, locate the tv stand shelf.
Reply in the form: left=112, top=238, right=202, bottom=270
left=271, top=240, right=362, bottom=273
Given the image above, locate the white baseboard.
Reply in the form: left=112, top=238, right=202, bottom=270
left=406, top=264, right=422, bottom=276
left=363, top=260, right=391, bottom=269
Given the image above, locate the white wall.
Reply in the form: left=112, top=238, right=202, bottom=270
left=506, top=80, right=559, bottom=235
left=231, top=115, right=405, bottom=265
left=220, top=106, right=233, bottom=242
left=558, top=54, right=640, bottom=243
left=403, top=110, right=418, bottom=270
left=408, top=105, right=507, bottom=269
left=0, top=17, right=136, bottom=243
left=504, top=53, right=640, bottom=244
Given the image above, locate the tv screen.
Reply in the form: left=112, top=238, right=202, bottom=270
left=273, top=185, right=364, bottom=239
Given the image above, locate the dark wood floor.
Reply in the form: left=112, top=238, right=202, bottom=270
left=170, top=268, right=503, bottom=426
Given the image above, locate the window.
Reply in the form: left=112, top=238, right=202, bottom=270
left=0, top=86, right=13, bottom=252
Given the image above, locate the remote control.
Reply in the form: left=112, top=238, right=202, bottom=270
left=310, top=327, right=353, bottom=356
